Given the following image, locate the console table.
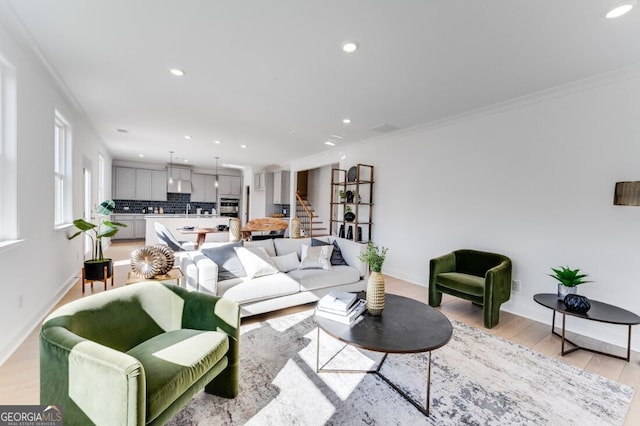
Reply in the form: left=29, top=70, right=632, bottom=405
left=534, top=293, right=640, bottom=362
left=315, top=293, right=453, bottom=416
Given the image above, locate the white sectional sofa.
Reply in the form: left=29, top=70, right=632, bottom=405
left=180, top=236, right=368, bottom=317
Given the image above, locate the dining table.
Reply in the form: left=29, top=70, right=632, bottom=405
left=177, top=227, right=218, bottom=249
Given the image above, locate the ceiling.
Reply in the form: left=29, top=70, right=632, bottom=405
left=4, top=0, right=640, bottom=170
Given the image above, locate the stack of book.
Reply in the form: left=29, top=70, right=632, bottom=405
left=315, top=290, right=366, bottom=325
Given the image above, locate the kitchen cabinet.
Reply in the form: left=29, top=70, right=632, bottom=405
left=219, top=175, right=242, bottom=196
left=191, top=173, right=217, bottom=202
left=112, top=214, right=146, bottom=240
left=114, top=167, right=136, bottom=199
left=168, top=166, right=191, bottom=181
left=114, top=167, right=166, bottom=201
left=273, top=170, right=290, bottom=204
left=254, top=172, right=266, bottom=191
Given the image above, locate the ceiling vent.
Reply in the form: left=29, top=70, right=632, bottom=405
left=371, top=123, right=400, bottom=133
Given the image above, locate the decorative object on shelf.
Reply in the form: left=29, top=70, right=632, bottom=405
left=548, top=266, right=592, bottom=300
left=229, top=218, right=242, bottom=242
left=338, top=190, right=347, bottom=203
left=563, top=294, right=591, bottom=313
left=339, top=224, right=345, bottom=238
left=344, top=206, right=356, bottom=222
left=291, top=217, right=301, bottom=238
left=68, top=199, right=127, bottom=281
left=347, top=166, right=357, bottom=182
left=359, top=242, right=389, bottom=315
left=346, top=190, right=354, bottom=203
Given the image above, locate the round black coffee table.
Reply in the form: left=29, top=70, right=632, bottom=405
left=534, top=293, right=640, bottom=361
left=315, top=293, right=453, bottom=416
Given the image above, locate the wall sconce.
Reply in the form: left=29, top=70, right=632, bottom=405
left=613, top=181, right=640, bottom=206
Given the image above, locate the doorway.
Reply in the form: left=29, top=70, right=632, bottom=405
left=83, top=167, right=92, bottom=259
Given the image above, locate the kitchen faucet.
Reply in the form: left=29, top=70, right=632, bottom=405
left=186, top=203, right=191, bottom=216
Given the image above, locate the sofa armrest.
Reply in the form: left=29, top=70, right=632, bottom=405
left=186, top=251, right=219, bottom=295
left=429, top=252, right=456, bottom=283
left=40, top=327, right=145, bottom=425
left=329, top=237, right=369, bottom=278
left=484, top=259, right=513, bottom=303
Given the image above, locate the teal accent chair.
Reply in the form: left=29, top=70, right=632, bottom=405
left=40, top=282, right=240, bottom=425
left=429, top=249, right=512, bottom=328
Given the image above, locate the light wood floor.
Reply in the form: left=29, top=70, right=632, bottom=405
left=1, top=241, right=638, bottom=424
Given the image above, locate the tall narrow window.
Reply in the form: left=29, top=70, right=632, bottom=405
left=54, top=111, right=72, bottom=228
left=0, top=55, right=17, bottom=243
left=98, top=153, right=105, bottom=203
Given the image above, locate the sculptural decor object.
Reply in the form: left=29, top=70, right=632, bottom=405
left=563, top=294, right=591, bottom=313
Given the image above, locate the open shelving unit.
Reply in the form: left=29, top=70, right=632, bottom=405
left=329, top=164, right=374, bottom=243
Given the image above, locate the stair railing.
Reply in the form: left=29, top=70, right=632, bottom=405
left=295, top=190, right=314, bottom=237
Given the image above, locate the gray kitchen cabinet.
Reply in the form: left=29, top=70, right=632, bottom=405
left=114, top=167, right=136, bottom=199
left=112, top=214, right=146, bottom=240
left=254, top=172, right=266, bottom=191
left=150, top=170, right=167, bottom=201
left=134, top=217, right=146, bottom=239
left=273, top=170, right=290, bottom=204
left=219, top=175, right=241, bottom=196
left=135, top=169, right=152, bottom=200
left=191, top=173, right=217, bottom=202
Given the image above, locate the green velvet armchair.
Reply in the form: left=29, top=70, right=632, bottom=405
left=40, top=282, right=240, bottom=425
left=429, top=249, right=512, bottom=328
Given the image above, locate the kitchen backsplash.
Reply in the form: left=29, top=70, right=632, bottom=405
left=113, top=193, right=217, bottom=214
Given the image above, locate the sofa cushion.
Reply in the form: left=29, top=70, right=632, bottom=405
left=221, top=273, right=300, bottom=304
left=299, top=244, right=333, bottom=270
left=288, top=265, right=361, bottom=291
left=234, top=246, right=279, bottom=278
left=311, top=238, right=349, bottom=266
left=436, top=272, right=485, bottom=297
left=244, top=239, right=276, bottom=257
left=201, top=241, right=246, bottom=281
left=126, top=328, right=229, bottom=422
left=273, top=237, right=311, bottom=258
left=270, top=252, right=300, bottom=272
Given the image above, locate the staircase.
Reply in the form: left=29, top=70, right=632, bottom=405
left=295, top=192, right=329, bottom=237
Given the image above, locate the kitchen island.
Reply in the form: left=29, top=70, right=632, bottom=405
left=145, top=215, right=234, bottom=245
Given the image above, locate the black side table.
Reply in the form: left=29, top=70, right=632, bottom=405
left=315, top=293, right=453, bottom=416
left=534, top=293, right=640, bottom=361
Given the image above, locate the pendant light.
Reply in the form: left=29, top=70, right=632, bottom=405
left=168, top=151, right=174, bottom=184
left=215, top=156, right=219, bottom=188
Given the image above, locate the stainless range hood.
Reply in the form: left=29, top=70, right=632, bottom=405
left=167, top=179, right=192, bottom=193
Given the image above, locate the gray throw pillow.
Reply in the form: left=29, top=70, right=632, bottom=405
left=201, top=241, right=247, bottom=281
left=311, top=238, right=349, bottom=266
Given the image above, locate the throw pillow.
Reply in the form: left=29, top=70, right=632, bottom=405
left=299, top=244, right=333, bottom=270
left=201, top=241, right=247, bottom=281
left=311, top=238, right=349, bottom=266
left=234, top=246, right=280, bottom=278
left=270, top=252, right=300, bottom=272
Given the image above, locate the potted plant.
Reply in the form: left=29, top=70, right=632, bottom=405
left=359, top=242, right=389, bottom=315
left=338, top=190, right=347, bottom=203
left=68, top=199, right=127, bottom=280
left=548, top=266, right=592, bottom=301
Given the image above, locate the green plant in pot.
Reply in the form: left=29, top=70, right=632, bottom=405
left=359, top=242, right=389, bottom=315
left=548, top=266, right=593, bottom=311
left=338, top=190, right=347, bottom=203
left=68, top=199, right=127, bottom=281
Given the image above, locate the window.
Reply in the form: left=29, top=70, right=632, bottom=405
left=54, top=111, right=72, bottom=228
left=98, top=153, right=105, bottom=203
left=0, top=55, right=17, bottom=243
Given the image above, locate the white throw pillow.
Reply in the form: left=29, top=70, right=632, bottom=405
left=234, top=246, right=279, bottom=278
left=271, top=252, right=301, bottom=272
left=299, top=244, right=333, bottom=271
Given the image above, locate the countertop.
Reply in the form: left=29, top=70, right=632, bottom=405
left=113, top=213, right=219, bottom=218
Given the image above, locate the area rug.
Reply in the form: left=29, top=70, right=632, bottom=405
left=168, top=310, right=634, bottom=425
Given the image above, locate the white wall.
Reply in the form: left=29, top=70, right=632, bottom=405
left=0, top=13, right=111, bottom=363
left=291, top=67, right=640, bottom=351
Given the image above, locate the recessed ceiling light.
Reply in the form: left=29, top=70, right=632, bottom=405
left=183, top=159, right=189, bottom=163
left=342, top=118, right=352, bottom=124
left=341, top=41, right=359, bottom=53
left=170, top=68, right=185, bottom=77
left=330, top=134, right=344, bottom=139
left=138, top=154, right=144, bottom=157
left=184, top=135, right=191, bottom=140
left=214, top=140, right=221, bottom=144
left=240, top=144, right=247, bottom=149
left=325, top=141, right=336, bottom=146
left=606, top=1, right=636, bottom=18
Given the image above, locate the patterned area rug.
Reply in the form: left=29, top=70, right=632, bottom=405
left=168, top=310, right=634, bottom=425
